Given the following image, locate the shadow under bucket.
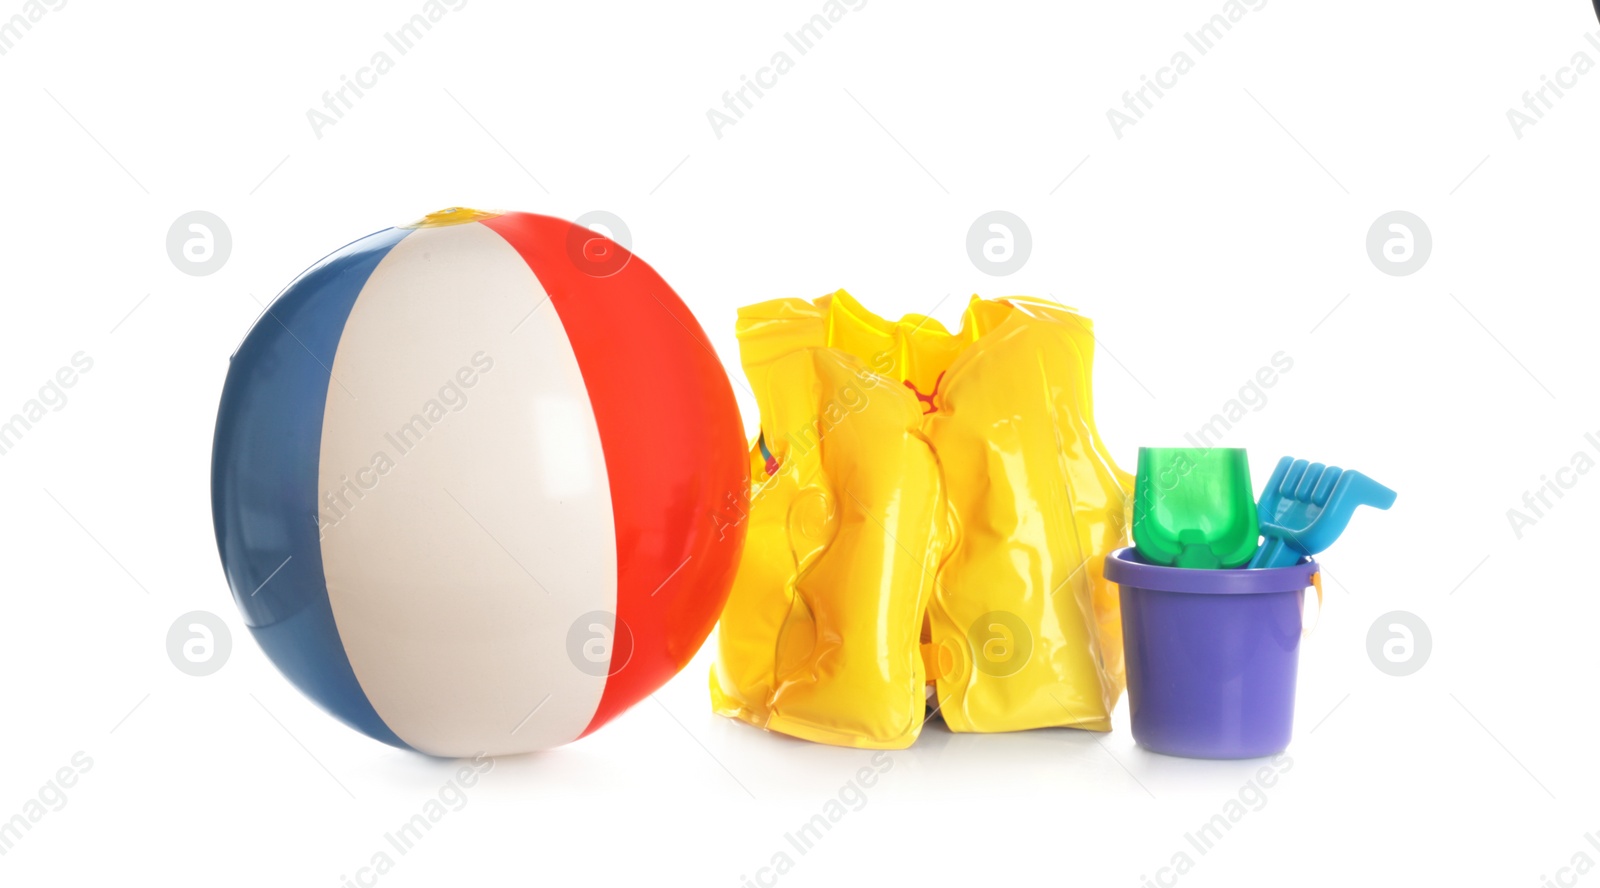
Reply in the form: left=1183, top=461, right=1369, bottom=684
left=1104, top=548, right=1318, bottom=759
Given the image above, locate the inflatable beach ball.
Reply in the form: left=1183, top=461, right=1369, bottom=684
left=211, top=209, right=747, bottom=756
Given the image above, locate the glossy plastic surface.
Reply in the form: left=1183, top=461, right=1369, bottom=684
left=213, top=210, right=746, bottom=755
left=1247, top=456, right=1396, bottom=569
left=482, top=212, right=750, bottom=737
left=1106, top=548, right=1317, bottom=759
left=212, top=226, right=409, bottom=748
left=1133, top=447, right=1259, bottom=569
left=403, top=206, right=503, bottom=228
left=711, top=291, right=1132, bottom=747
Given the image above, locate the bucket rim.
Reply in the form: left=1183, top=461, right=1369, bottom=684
left=1104, top=547, right=1318, bottom=595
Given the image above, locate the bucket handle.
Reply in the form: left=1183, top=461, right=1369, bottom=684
left=1303, top=571, right=1324, bottom=635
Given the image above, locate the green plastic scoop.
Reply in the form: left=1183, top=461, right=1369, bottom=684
left=1132, top=447, right=1259, bottom=569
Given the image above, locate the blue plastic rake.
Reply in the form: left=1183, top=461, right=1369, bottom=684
left=1247, top=457, right=1397, bottom=569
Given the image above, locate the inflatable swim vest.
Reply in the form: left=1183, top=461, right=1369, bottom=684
left=712, top=291, right=1133, bottom=748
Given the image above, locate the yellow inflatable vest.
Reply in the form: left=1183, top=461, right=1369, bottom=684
left=711, top=291, right=1133, bottom=748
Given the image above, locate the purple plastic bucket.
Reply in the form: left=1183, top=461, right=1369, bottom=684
left=1104, top=547, right=1318, bottom=759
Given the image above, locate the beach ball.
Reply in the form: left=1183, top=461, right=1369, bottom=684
left=211, top=208, right=748, bottom=756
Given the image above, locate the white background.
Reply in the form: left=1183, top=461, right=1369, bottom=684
left=2, top=0, right=1597, bottom=885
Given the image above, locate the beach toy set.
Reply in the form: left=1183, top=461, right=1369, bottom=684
left=210, top=207, right=1395, bottom=763
left=1108, top=449, right=1395, bottom=758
